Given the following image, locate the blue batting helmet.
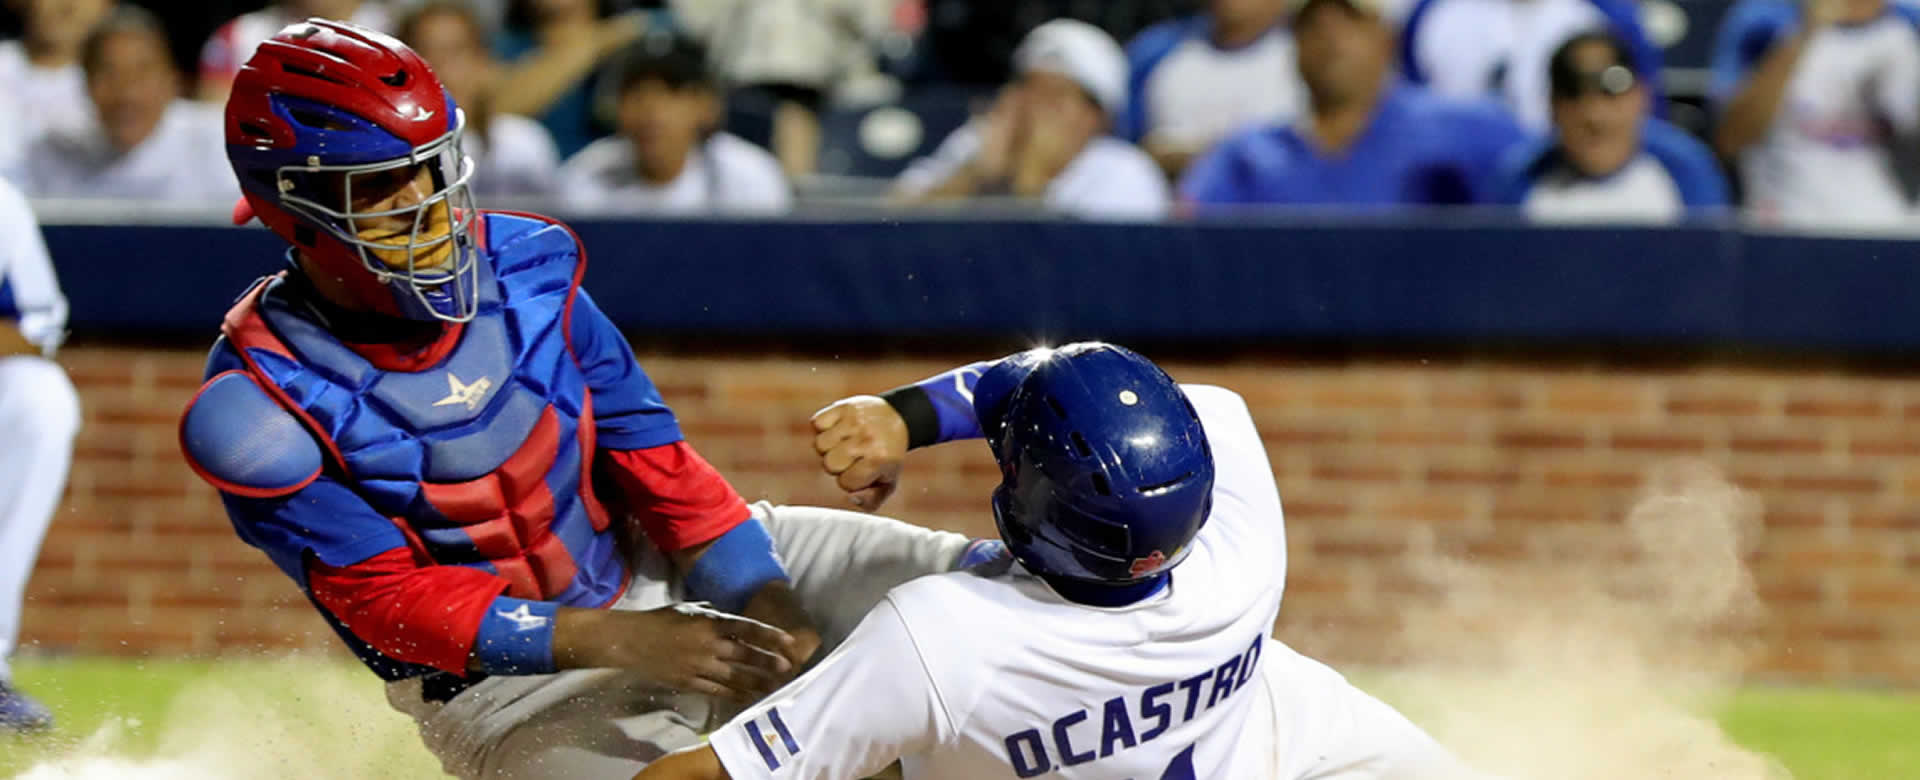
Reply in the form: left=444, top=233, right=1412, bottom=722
left=979, top=343, right=1214, bottom=584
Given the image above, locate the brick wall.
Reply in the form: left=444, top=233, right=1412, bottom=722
left=21, top=346, right=1920, bottom=685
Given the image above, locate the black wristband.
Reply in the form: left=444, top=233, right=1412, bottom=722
left=879, top=384, right=941, bottom=450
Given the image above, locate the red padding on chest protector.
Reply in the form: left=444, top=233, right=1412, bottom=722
left=416, top=407, right=581, bottom=600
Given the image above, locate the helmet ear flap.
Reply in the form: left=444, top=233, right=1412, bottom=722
left=990, top=482, right=1018, bottom=537
left=991, top=482, right=1040, bottom=568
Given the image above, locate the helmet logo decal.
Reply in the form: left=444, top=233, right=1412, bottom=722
left=1128, top=550, right=1166, bottom=578
left=408, top=106, right=436, bottom=122
left=1118, top=390, right=1139, bottom=406
left=433, top=372, right=492, bottom=412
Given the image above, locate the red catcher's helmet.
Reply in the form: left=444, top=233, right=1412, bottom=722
left=226, top=19, right=480, bottom=322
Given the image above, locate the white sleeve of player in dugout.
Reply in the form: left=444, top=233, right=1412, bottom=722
left=708, top=597, right=950, bottom=779
left=0, top=177, right=68, bottom=354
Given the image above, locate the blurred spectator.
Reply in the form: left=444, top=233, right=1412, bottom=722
left=448, top=0, right=511, bottom=30
left=0, top=0, right=113, bottom=139
left=1711, top=0, right=1920, bottom=227
left=18, top=6, right=235, bottom=203
left=492, top=0, right=646, bottom=158
left=398, top=1, right=561, bottom=200
left=1491, top=31, right=1728, bottom=222
left=1180, top=0, right=1527, bottom=209
left=671, top=0, right=895, bottom=177
left=554, top=34, right=791, bottom=214
left=0, top=174, right=78, bottom=734
left=894, top=20, right=1170, bottom=220
left=1398, top=0, right=1660, bottom=130
left=197, top=1, right=395, bottom=105
left=1122, top=0, right=1305, bottom=179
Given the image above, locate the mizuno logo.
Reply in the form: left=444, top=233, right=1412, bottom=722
left=495, top=604, right=549, bottom=631
left=954, top=366, right=982, bottom=403
left=433, top=372, right=492, bottom=411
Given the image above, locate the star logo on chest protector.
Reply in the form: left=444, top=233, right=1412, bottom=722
left=432, top=371, right=493, bottom=411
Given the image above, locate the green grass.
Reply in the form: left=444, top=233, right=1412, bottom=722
left=1717, top=687, right=1920, bottom=780
left=3, top=658, right=1917, bottom=778
left=3, top=657, right=441, bottom=779
left=6, top=658, right=213, bottom=760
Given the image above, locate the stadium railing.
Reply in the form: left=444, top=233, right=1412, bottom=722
left=31, top=200, right=1920, bottom=357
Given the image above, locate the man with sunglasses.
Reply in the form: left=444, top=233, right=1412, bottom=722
left=1490, top=31, right=1728, bottom=222
left=178, top=19, right=993, bottom=779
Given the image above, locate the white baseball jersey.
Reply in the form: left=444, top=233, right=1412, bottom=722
left=0, top=41, right=94, bottom=143
left=1129, top=23, right=1305, bottom=151
left=895, top=125, right=1171, bottom=221
left=0, top=81, right=25, bottom=181
left=468, top=114, right=562, bottom=201
left=672, top=0, right=895, bottom=92
left=555, top=132, right=793, bottom=216
left=709, top=385, right=1287, bottom=779
left=1523, top=153, right=1685, bottom=223
left=0, top=174, right=78, bottom=685
left=1713, top=6, right=1920, bottom=227
left=16, top=101, right=238, bottom=204
left=0, top=176, right=67, bottom=354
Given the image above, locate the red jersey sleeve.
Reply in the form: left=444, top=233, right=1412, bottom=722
left=305, top=549, right=509, bottom=675
left=604, top=441, right=751, bottom=553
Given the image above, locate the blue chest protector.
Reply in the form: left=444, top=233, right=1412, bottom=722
left=186, top=213, right=629, bottom=611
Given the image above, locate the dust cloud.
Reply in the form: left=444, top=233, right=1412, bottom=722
left=15, top=659, right=438, bottom=779
left=1375, top=461, right=1792, bottom=779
